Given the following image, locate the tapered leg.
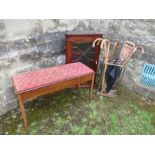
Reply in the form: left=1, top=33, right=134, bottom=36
left=17, top=95, right=28, bottom=128
left=89, top=74, right=95, bottom=99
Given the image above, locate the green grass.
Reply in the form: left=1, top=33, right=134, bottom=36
left=0, top=85, right=155, bottom=135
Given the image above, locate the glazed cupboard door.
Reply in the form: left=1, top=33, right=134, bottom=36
left=65, top=33, right=103, bottom=72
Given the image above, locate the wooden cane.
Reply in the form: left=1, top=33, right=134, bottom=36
left=96, top=39, right=110, bottom=93
left=98, top=41, right=120, bottom=93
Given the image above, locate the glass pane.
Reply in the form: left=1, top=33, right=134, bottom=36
left=72, top=42, right=95, bottom=69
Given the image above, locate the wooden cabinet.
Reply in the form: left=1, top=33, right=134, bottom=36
left=66, top=33, right=103, bottom=72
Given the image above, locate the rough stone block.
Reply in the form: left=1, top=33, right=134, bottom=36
left=5, top=98, right=18, bottom=111
left=45, top=32, right=65, bottom=42
left=0, top=105, right=5, bottom=116
left=0, top=42, right=7, bottom=53
left=73, top=20, right=90, bottom=31
left=27, top=37, right=37, bottom=46
left=56, top=54, right=65, bottom=65
left=0, top=71, right=12, bottom=88
left=14, top=39, right=29, bottom=50
left=0, top=53, right=9, bottom=61
left=20, top=46, right=37, bottom=55
left=0, top=20, right=5, bottom=29
left=0, top=43, right=9, bottom=60
left=37, top=43, right=48, bottom=53
left=0, top=98, right=17, bottom=116
left=9, top=63, right=34, bottom=76
left=37, top=57, right=57, bottom=68
left=47, top=39, right=65, bottom=55
left=133, top=83, right=150, bottom=97
left=20, top=50, right=43, bottom=61
left=59, top=20, right=77, bottom=31
left=53, top=39, right=64, bottom=51
left=8, top=50, right=20, bottom=59
left=42, top=20, right=58, bottom=33
left=29, top=33, right=46, bottom=44
left=4, top=87, right=16, bottom=102
left=142, top=46, right=155, bottom=63
left=121, top=78, right=134, bottom=91
left=0, top=89, right=5, bottom=106
left=42, top=50, right=53, bottom=58
left=148, top=89, right=155, bottom=100
left=47, top=41, right=54, bottom=51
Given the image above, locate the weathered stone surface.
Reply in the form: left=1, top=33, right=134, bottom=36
left=36, top=54, right=65, bottom=68
left=141, top=46, right=155, bottom=63
left=133, top=83, right=150, bottom=97
left=0, top=60, right=12, bottom=68
left=37, top=43, right=48, bottom=53
left=42, top=19, right=59, bottom=33
left=0, top=20, right=5, bottom=38
left=8, top=63, right=34, bottom=76
left=73, top=20, right=90, bottom=31
left=37, top=57, right=57, bottom=68
left=0, top=43, right=8, bottom=61
left=4, top=87, right=16, bottom=102
left=3, top=20, right=41, bottom=40
left=0, top=20, right=5, bottom=29
left=28, top=33, right=45, bottom=45
left=121, top=68, right=134, bottom=91
left=148, top=89, right=155, bottom=100
left=0, top=71, right=11, bottom=88
left=0, top=98, right=17, bottom=116
left=56, top=54, right=65, bottom=65
left=19, top=50, right=42, bottom=61
left=0, top=89, right=5, bottom=106
left=45, top=32, right=65, bottom=42
left=121, top=80, right=134, bottom=92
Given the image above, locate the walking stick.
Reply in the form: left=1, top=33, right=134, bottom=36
left=98, top=41, right=120, bottom=94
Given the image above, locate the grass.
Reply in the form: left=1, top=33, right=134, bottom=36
left=0, top=83, right=155, bottom=135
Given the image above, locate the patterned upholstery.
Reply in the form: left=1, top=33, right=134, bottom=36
left=119, top=46, right=133, bottom=61
left=12, top=62, right=94, bottom=94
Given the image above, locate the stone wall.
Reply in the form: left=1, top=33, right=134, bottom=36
left=0, top=19, right=155, bottom=115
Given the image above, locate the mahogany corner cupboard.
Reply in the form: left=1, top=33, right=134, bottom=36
left=65, top=32, right=103, bottom=72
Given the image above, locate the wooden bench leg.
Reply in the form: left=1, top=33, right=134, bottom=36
left=17, top=95, right=28, bottom=128
left=77, top=84, right=80, bottom=88
left=89, top=74, right=95, bottom=99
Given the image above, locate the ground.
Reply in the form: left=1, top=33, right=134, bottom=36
left=0, top=82, right=155, bottom=135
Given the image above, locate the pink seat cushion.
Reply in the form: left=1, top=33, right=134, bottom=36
left=12, top=62, right=94, bottom=94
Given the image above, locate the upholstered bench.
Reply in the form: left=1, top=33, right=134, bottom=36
left=12, top=62, right=95, bottom=128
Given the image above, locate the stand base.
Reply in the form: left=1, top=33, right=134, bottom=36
left=97, top=91, right=117, bottom=98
